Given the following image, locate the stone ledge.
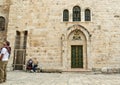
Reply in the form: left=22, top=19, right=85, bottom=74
left=101, top=67, right=120, bottom=74
left=23, top=65, right=62, bottom=73
left=92, top=68, right=102, bottom=74
left=41, top=69, right=62, bottom=73
left=92, top=67, right=120, bottom=74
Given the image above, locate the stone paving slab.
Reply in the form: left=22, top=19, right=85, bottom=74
left=1, top=71, right=120, bottom=85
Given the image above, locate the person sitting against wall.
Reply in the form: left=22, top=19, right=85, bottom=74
left=32, top=57, right=38, bottom=72
left=26, top=58, right=33, bottom=71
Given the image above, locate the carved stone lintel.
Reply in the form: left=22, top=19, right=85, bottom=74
left=73, top=29, right=81, bottom=40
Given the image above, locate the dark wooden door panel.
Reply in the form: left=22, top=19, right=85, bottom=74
left=71, top=45, right=83, bottom=68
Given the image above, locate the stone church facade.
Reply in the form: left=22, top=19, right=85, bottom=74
left=0, top=0, right=120, bottom=72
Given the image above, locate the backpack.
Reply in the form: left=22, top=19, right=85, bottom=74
left=5, top=46, right=11, bottom=58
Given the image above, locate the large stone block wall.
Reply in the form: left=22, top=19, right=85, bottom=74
left=5, top=0, right=120, bottom=71
left=0, top=0, right=10, bottom=47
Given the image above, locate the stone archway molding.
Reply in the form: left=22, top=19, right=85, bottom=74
left=67, top=24, right=91, bottom=41
left=61, top=24, right=92, bottom=71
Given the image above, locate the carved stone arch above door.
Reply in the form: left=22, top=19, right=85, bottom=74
left=67, top=24, right=91, bottom=41
left=61, top=24, right=91, bottom=71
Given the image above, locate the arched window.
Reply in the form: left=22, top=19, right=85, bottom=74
left=63, top=9, right=69, bottom=21
left=0, top=16, right=5, bottom=31
left=85, top=9, right=91, bottom=21
left=73, top=6, right=81, bottom=21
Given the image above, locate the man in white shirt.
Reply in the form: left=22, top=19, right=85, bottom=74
left=0, top=41, right=11, bottom=83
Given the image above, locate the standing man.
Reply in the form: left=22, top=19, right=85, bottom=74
left=0, top=40, right=11, bottom=83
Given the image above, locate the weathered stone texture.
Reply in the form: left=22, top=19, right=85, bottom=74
left=0, top=0, right=120, bottom=71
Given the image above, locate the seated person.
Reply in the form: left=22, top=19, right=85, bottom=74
left=26, top=58, right=33, bottom=71
left=32, top=57, right=38, bottom=72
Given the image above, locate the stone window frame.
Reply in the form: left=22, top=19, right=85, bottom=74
left=63, top=9, right=69, bottom=21
left=85, top=9, right=91, bottom=21
left=62, top=6, right=92, bottom=22
left=73, top=6, right=81, bottom=21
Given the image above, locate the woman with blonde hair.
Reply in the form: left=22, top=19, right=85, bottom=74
left=32, top=57, right=38, bottom=72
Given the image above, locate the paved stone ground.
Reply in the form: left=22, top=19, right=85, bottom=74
left=1, top=71, right=120, bottom=85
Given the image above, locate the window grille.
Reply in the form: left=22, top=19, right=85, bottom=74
left=73, top=6, right=81, bottom=21
left=85, top=9, right=91, bottom=21
left=0, top=16, right=5, bottom=31
left=63, top=9, right=69, bottom=21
